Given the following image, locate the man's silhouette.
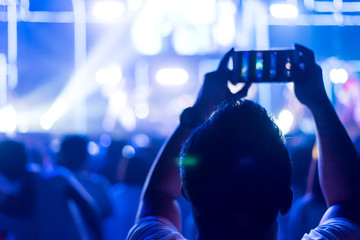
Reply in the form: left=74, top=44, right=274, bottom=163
left=0, top=140, right=102, bottom=240
left=128, top=45, right=360, bottom=239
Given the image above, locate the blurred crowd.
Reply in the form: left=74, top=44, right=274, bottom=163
left=0, top=133, right=193, bottom=240
left=0, top=130, right=358, bottom=240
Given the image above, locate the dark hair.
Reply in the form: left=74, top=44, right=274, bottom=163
left=0, top=140, right=27, bottom=181
left=180, top=100, right=292, bottom=233
left=59, top=135, right=88, bottom=171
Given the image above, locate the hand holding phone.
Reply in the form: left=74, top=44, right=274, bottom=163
left=231, top=49, right=305, bottom=83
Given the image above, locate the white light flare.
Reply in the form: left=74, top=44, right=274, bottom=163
left=270, top=4, right=298, bottom=19
left=0, top=105, right=17, bottom=134
left=212, top=0, right=237, bottom=47
left=87, top=141, right=100, bottom=155
left=40, top=104, right=68, bottom=130
left=156, top=68, right=189, bottom=86
left=96, top=65, right=122, bottom=85
left=100, top=134, right=112, bottom=148
left=131, top=134, right=150, bottom=148
left=135, top=103, right=149, bottom=119
left=122, top=145, right=135, bottom=158
left=93, top=1, right=125, bottom=22
left=329, top=68, right=348, bottom=84
left=118, top=107, right=136, bottom=132
left=178, top=0, right=216, bottom=25
left=276, top=109, right=294, bottom=135
left=131, top=1, right=165, bottom=55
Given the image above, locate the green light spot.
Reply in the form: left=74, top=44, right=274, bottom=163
left=181, top=157, right=198, bottom=167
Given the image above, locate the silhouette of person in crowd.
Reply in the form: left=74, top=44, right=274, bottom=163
left=127, top=45, right=360, bottom=240
left=0, top=140, right=102, bottom=240
left=99, top=140, right=127, bottom=185
left=58, top=135, right=112, bottom=220
left=104, top=148, right=151, bottom=240
left=288, top=150, right=327, bottom=240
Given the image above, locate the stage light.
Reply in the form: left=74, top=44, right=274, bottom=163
left=0, top=105, right=17, bottom=134
left=40, top=104, right=68, bottom=130
left=118, top=107, right=136, bottom=132
left=96, top=65, right=122, bottom=85
left=173, top=29, right=202, bottom=55
left=329, top=68, right=348, bottom=84
left=132, top=28, right=162, bottom=55
left=179, top=0, right=216, bottom=25
left=131, top=134, right=150, bottom=148
left=17, top=121, right=29, bottom=134
left=156, top=68, right=189, bottom=86
left=276, top=109, right=294, bottom=135
left=93, top=1, right=125, bottom=22
left=41, top=7, right=134, bottom=133
left=131, top=3, right=163, bottom=55
left=270, top=4, right=298, bottom=18
left=40, top=116, right=52, bottom=131
left=100, top=134, right=112, bottom=148
left=87, top=141, right=100, bottom=155
left=212, top=0, right=237, bottom=47
left=135, top=103, right=149, bottom=119
left=122, top=145, right=135, bottom=158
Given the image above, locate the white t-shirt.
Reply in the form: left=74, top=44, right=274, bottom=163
left=303, top=218, right=360, bottom=240
left=127, top=216, right=360, bottom=240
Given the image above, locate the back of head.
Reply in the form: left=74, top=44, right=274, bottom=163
left=59, top=135, right=88, bottom=171
left=180, top=100, right=292, bottom=234
left=0, top=140, right=27, bottom=181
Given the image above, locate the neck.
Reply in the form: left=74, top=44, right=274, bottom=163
left=197, top=222, right=278, bottom=240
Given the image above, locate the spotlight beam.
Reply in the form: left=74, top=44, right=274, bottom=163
left=40, top=9, right=138, bottom=131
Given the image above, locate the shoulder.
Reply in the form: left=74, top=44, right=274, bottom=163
left=127, top=216, right=186, bottom=240
left=82, top=172, right=111, bottom=189
left=302, top=217, right=360, bottom=240
left=42, top=166, right=72, bottom=179
left=41, top=167, right=77, bottom=189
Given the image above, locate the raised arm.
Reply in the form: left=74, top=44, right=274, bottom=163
left=294, top=45, right=360, bottom=224
left=136, top=49, right=250, bottom=230
left=66, top=174, right=103, bottom=239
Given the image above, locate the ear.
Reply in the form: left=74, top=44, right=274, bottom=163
left=280, top=187, right=293, bottom=216
left=181, top=184, right=189, bottom=202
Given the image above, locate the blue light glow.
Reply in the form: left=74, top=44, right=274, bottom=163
left=122, top=145, right=136, bottom=158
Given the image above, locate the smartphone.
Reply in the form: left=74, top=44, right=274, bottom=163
left=231, top=49, right=302, bottom=83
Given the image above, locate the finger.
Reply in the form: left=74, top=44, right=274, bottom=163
left=205, top=69, right=231, bottom=86
left=217, top=48, right=234, bottom=72
left=204, top=71, right=218, bottom=80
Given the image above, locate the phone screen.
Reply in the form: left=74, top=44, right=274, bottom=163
left=256, top=52, right=263, bottom=81
left=242, top=51, right=249, bottom=82
left=232, top=50, right=299, bottom=83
